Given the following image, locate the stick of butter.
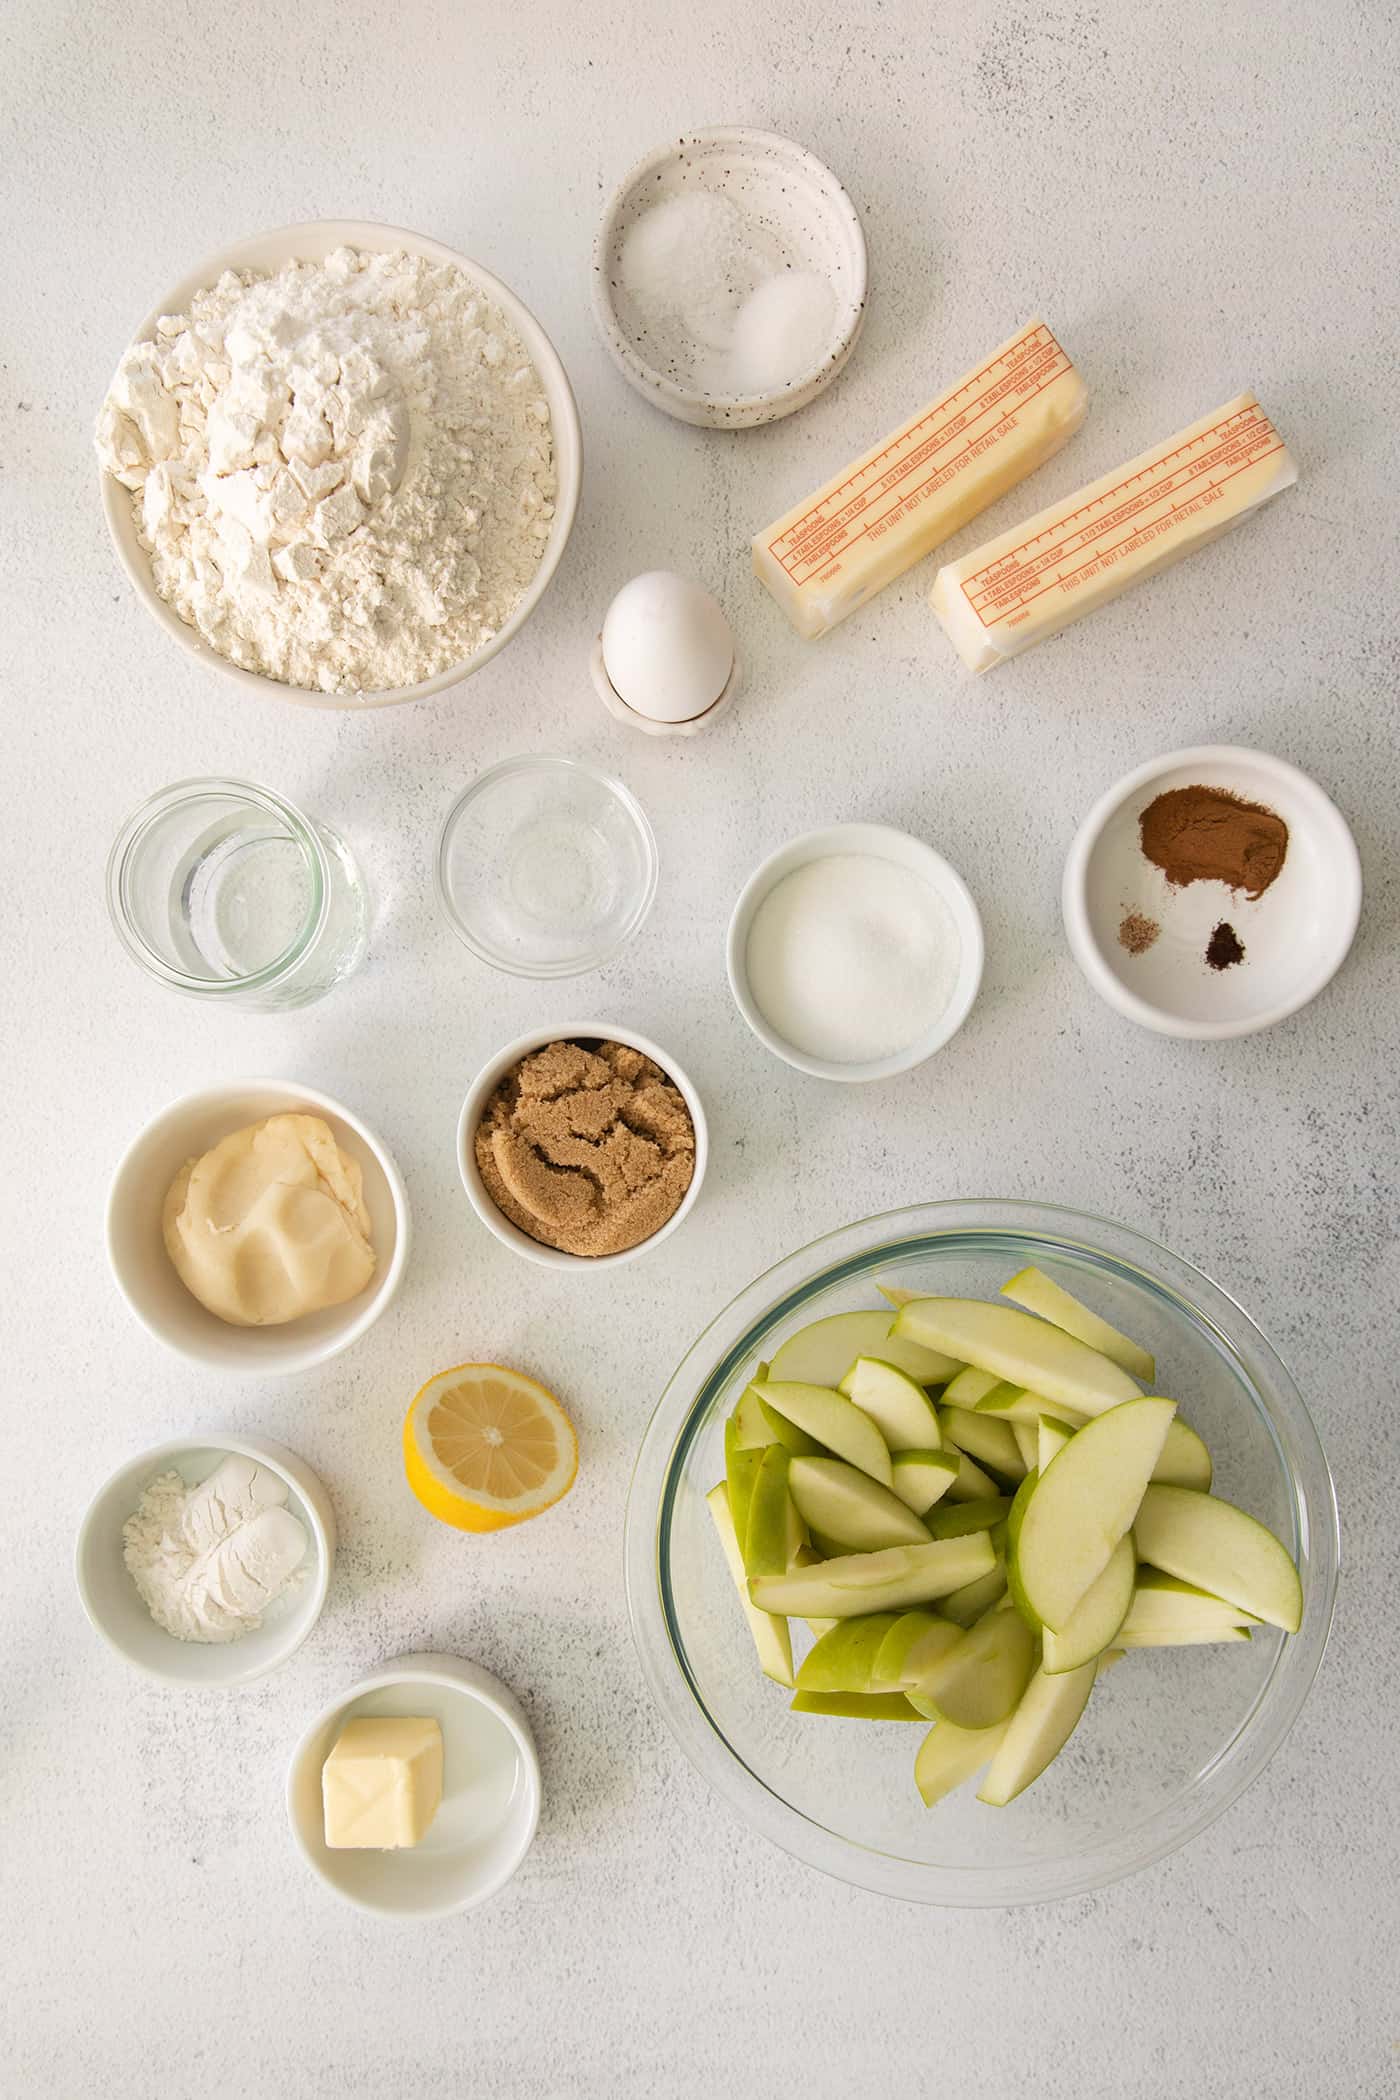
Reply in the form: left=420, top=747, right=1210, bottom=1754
left=322, top=1715, right=444, bottom=1850
left=930, top=393, right=1297, bottom=672
left=752, top=319, right=1087, bottom=639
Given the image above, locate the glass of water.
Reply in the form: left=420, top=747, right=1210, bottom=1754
left=107, top=778, right=369, bottom=1009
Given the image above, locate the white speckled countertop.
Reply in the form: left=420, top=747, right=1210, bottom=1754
left=3, top=2, right=1398, bottom=2094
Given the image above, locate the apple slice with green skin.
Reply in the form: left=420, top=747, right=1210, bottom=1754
left=890, top=1449, right=961, bottom=1515
left=839, top=1357, right=943, bottom=1450
left=1037, top=1413, right=1077, bottom=1473
left=896, top=1614, right=968, bottom=1687
left=941, top=1559, right=1009, bottom=1627
left=750, top=1533, right=996, bottom=1619
left=1132, top=1484, right=1302, bottom=1632
left=977, top=1654, right=1098, bottom=1806
left=896, top=1299, right=1142, bottom=1418
left=1123, top=1568, right=1260, bottom=1634
left=999, top=1265, right=1156, bottom=1384
left=1150, top=1417, right=1214, bottom=1492
left=791, top=1691, right=925, bottom=1720
left=769, top=1310, right=959, bottom=1390
left=1012, top=1422, right=1038, bottom=1473
left=915, top=1715, right=1010, bottom=1806
left=704, top=1482, right=794, bottom=1687
left=753, top=1381, right=893, bottom=1485
left=910, top=1604, right=1036, bottom=1730
left=730, top=1370, right=775, bottom=1448
left=754, top=1396, right=823, bottom=1455
left=743, top=1444, right=807, bottom=1577
left=926, top=1495, right=1011, bottom=1540
left=871, top=1610, right=949, bottom=1689
left=943, top=1366, right=1002, bottom=1408
left=1012, top=1398, right=1177, bottom=1632
left=724, top=1419, right=765, bottom=1549
left=795, top=1612, right=902, bottom=1692
left=978, top=1385, right=1087, bottom=1430
left=1119, top=1625, right=1252, bottom=1647
left=939, top=1406, right=1026, bottom=1481
left=946, top=1449, right=1001, bottom=1501
left=789, top=1455, right=931, bottom=1552
left=789, top=1543, right=838, bottom=1637
left=1042, top=1533, right=1135, bottom=1673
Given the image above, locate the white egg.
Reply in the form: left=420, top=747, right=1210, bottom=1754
left=601, top=571, right=734, bottom=724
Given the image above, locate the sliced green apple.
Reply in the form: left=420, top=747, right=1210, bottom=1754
left=1042, top=1533, right=1135, bottom=1674
left=742, top=1444, right=806, bottom=1577
left=1117, top=1626, right=1252, bottom=1647
left=977, top=1385, right=1087, bottom=1430
left=1011, top=1398, right=1177, bottom=1632
left=926, top=1495, right=1011, bottom=1539
left=839, top=1357, right=943, bottom=1450
left=753, top=1380, right=893, bottom=1485
left=940, top=1558, right=1009, bottom=1627
left=1150, top=1416, right=1214, bottom=1492
left=1132, top=1485, right=1301, bottom=1631
left=915, top=1715, right=1010, bottom=1806
left=945, top=1449, right=1001, bottom=1501
left=724, top=1419, right=764, bottom=1548
left=730, top=1371, right=775, bottom=1447
left=976, top=1655, right=1098, bottom=1806
left=756, top=1397, right=823, bottom=1455
left=1037, top=1412, right=1077, bottom=1473
left=999, top=1265, right=1156, bottom=1384
left=893, top=1614, right=963, bottom=1686
left=791, top=1691, right=925, bottom=1720
left=943, top=1366, right=1002, bottom=1407
left=896, top=1298, right=1142, bottom=1418
left=1012, top=1422, right=1039, bottom=1473
left=749, top=1534, right=996, bottom=1619
left=910, top=1604, right=1036, bottom=1730
left=769, top=1309, right=958, bottom=1390
left=939, top=1405, right=1026, bottom=1481
left=1123, top=1567, right=1261, bottom=1633
left=704, top=1481, right=794, bottom=1687
left=890, top=1449, right=961, bottom=1515
left=871, top=1610, right=950, bottom=1690
left=788, top=1455, right=931, bottom=1552
left=795, top=1612, right=901, bottom=1693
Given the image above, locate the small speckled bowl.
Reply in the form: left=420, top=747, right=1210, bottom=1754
left=458, top=1023, right=708, bottom=1270
left=1062, top=745, right=1362, bottom=1040
left=592, top=129, right=867, bottom=428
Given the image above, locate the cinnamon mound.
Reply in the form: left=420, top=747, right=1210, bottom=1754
left=475, top=1039, right=695, bottom=1258
left=1138, top=784, right=1288, bottom=900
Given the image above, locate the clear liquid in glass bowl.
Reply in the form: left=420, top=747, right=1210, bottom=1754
left=625, top=1201, right=1338, bottom=1906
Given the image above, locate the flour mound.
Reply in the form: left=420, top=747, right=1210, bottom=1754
left=96, top=246, right=556, bottom=694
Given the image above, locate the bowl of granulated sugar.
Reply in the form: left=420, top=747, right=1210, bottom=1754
left=727, top=823, right=984, bottom=1082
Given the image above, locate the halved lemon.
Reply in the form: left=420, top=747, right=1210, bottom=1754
left=403, top=1363, right=578, bottom=1532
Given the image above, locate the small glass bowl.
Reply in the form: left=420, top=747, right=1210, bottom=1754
left=436, top=755, right=658, bottom=978
left=625, top=1200, right=1338, bottom=1906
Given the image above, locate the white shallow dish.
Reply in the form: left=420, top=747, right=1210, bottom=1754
left=98, top=219, right=582, bottom=709
left=287, top=1653, right=541, bottom=1917
left=592, top=129, right=867, bottom=428
left=75, top=1433, right=334, bottom=1688
left=458, top=1024, right=709, bottom=1271
left=106, top=1079, right=410, bottom=1375
left=726, top=823, right=985, bottom=1081
left=1062, top=745, right=1362, bottom=1039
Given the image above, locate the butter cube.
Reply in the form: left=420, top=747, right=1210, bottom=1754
left=322, top=1715, right=444, bottom=1850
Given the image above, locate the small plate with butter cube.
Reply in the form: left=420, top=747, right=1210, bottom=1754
left=286, top=1652, right=541, bottom=1916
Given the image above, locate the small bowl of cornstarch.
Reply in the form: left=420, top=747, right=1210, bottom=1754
left=94, top=221, right=581, bottom=707
left=727, top=823, right=984, bottom=1081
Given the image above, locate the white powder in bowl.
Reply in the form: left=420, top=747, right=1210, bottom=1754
left=96, top=246, right=556, bottom=694
left=744, top=854, right=961, bottom=1065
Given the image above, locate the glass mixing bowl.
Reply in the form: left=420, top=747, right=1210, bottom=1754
left=625, top=1201, right=1338, bottom=1905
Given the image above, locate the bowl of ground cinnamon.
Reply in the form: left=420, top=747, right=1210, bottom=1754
left=458, top=1027, right=708, bottom=1268
left=1062, top=744, right=1361, bottom=1039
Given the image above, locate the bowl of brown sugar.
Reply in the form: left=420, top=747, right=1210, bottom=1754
left=458, top=1028, right=708, bottom=1268
left=1062, top=744, right=1361, bottom=1039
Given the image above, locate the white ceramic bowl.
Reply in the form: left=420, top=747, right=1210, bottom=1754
left=592, top=129, right=866, bottom=429
left=106, top=1079, right=411, bottom=1374
left=1062, top=745, right=1362, bottom=1040
left=98, top=219, right=582, bottom=709
left=286, top=1652, right=541, bottom=1917
left=75, top=1433, right=335, bottom=1688
left=458, top=1024, right=708, bottom=1270
left=726, top=823, right=985, bottom=1081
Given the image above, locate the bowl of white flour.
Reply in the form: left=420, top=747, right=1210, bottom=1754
left=95, top=221, right=582, bottom=707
